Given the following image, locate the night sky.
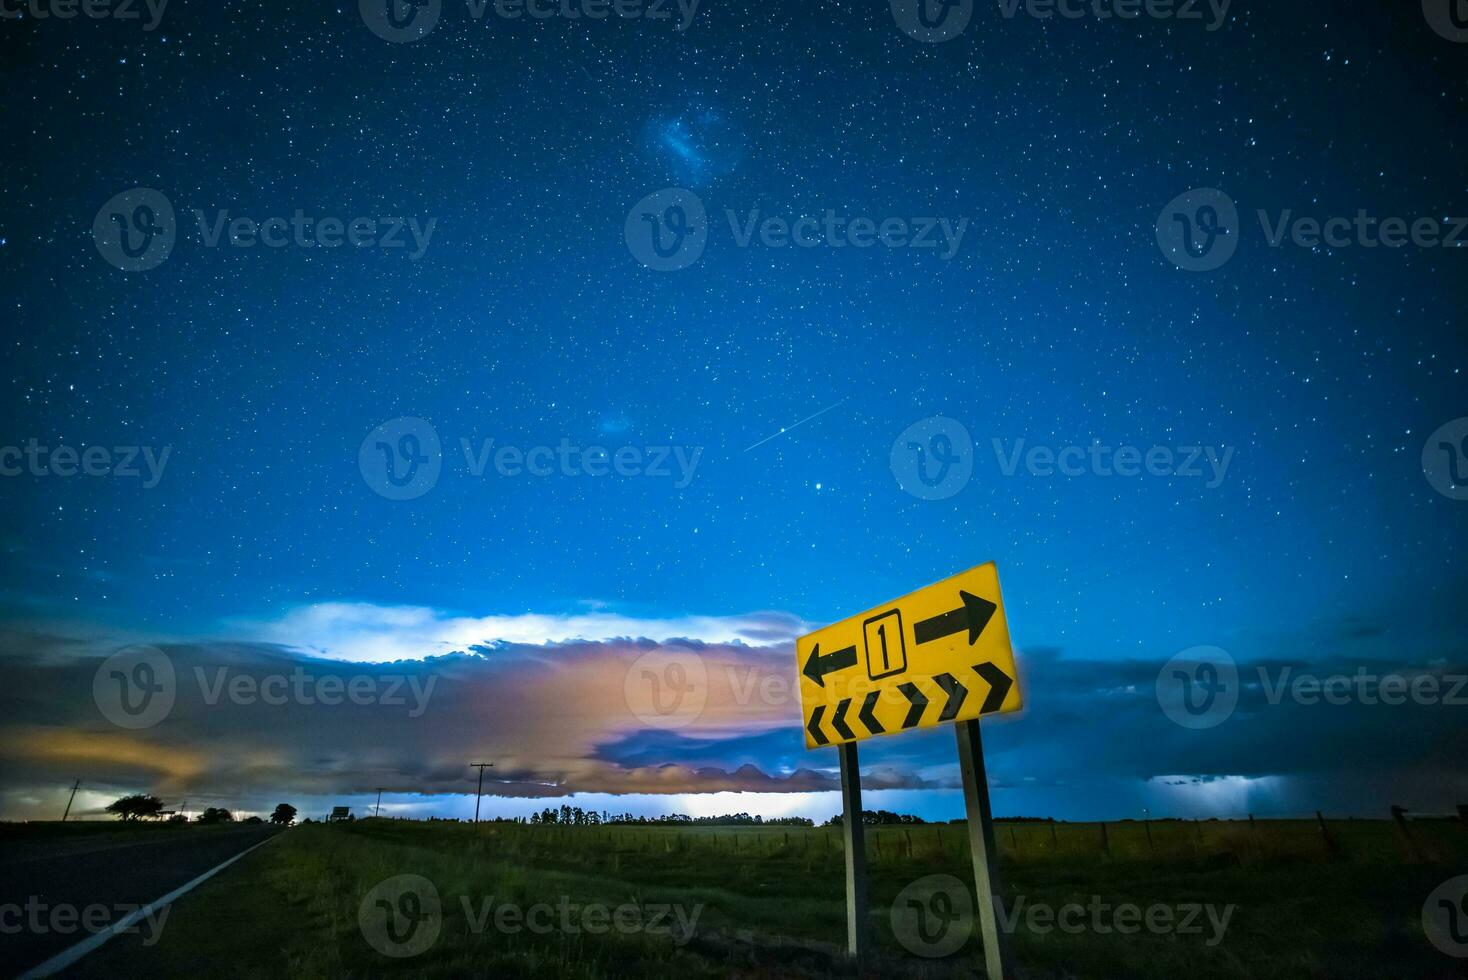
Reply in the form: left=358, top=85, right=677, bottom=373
left=1, top=0, right=1465, bottom=823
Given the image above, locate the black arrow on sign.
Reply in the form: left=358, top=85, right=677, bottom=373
left=898, top=682, right=928, bottom=730
left=913, top=591, right=998, bottom=646
left=831, top=698, right=856, bottom=741
left=973, top=662, right=1014, bottom=714
left=935, top=672, right=969, bottom=722
left=802, top=643, right=858, bottom=687
left=858, top=690, right=885, bottom=734
left=806, top=705, right=829, bottom=746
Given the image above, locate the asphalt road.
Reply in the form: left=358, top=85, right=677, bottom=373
left=0, top=824, right=280, bottom=977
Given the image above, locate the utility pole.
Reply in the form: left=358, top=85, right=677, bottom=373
left=374, top=788, right=384, bottom=819
left=470, top=763, right=494, bottom=824
left=61, top=779, right=80, bottom=822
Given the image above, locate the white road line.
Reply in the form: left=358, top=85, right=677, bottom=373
left=16, top=830, right=283, bottom=980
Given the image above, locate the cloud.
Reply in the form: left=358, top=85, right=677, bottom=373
left=0, top=619, right=856, bottom=815
left=0, top=613, right=1464, bottom=822
left=225, top=602, right=809, bottom=663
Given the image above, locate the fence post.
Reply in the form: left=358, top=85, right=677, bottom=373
left=1315, top=810, right=1341, bottom=859
left=1099, top=821, right=1110, bottom=857
left=1390, top=805, right=1422, bottom=862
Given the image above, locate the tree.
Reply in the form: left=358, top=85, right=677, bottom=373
left=270, top=803, right=297, bottom=826
left=105, top=794, right=164, bottom=821
left=196, top=807, right=234, bottom=824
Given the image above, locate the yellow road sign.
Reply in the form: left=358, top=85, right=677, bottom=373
left=797, top=562, right=1022, bottom=748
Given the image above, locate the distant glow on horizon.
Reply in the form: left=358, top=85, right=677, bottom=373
left=1148, top=775, right=1286, bottom=817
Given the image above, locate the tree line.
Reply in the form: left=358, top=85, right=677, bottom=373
left=104, top=794, right=296, bottom=826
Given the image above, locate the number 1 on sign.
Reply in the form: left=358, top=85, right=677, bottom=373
left=862, top=609, right=907, bottom=681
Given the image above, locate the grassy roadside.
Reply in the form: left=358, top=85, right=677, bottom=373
left=72, top=819, right=1468, bottom=979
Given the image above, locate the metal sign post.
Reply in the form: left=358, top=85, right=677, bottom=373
left=838, top=741, right=871, bottom=962
left=797, top=561, right=1024, bottom=973
left=956, top=718, right=1014, bottom=980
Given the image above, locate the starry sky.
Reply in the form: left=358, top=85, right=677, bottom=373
left=0, top=0, right=1465, bottom=822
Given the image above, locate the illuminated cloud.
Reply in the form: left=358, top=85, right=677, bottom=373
left=0, top=615, right=1464, bottom=823
left=227, top=602, right=809, bottom=663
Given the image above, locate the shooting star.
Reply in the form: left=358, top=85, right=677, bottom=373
left=744, top=399, right=848, bottom=452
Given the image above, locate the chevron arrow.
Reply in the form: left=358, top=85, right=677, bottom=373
left=802, top=643, right=858, bottom=687
left=831, top=698, right=856, bottom=741
left=806, top=705, right=829, bottom=746
left=898, top=682, right=928, bottom=730
left=857, top=690, right=885, bottom=734
left=913, top=590, right=997, bottom=646
left=973, top=662, right=1014, bottom=714
left=935, top=672, right=969, bottom=722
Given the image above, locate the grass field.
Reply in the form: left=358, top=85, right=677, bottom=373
left=72, top=816, right=1468, bottom=979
